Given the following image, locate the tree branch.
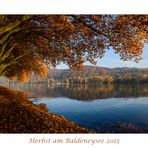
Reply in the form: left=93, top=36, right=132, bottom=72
left=70, top=15, right=108, bottom=37
left=0, top=15, right=32, bottom=36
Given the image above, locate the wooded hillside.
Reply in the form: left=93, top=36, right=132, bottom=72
left=47, top=66, right=148, bottom=83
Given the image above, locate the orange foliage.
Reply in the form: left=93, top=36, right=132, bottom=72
left=0, top=15, right=147, bottom=82
left=33, top=60, right=48, bottom=79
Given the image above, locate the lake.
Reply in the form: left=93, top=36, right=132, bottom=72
left=9, top=82, right=148, bottom=133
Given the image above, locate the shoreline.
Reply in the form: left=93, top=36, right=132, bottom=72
left=0, top=86, right=91, bottom=133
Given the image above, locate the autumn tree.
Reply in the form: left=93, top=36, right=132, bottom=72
left=0, top=15, right=147, bottom=82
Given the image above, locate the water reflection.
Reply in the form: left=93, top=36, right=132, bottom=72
left=8, top=83, right=148, bottom=133
left=9, top=83, right=148, bottom=101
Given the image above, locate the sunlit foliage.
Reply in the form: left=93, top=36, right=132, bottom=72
left=0, top=15, right=147, bottom=82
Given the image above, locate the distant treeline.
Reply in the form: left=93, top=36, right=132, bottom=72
left=46, top=66, right=148, bottom=84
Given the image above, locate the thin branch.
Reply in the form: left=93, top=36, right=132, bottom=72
left=70, top=15, right=109, bottom=37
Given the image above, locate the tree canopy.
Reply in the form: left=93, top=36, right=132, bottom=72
left=0, top=15, right=147, bottom=82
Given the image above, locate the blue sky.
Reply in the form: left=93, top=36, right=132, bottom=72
left=57, top=45, right=148, bottom=69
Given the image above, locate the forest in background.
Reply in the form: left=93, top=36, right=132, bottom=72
left=0, top=15, right=148, bottom=133
left=1, top=65, right=148, bottom=85
left=43, top=66, right=148, bottom=84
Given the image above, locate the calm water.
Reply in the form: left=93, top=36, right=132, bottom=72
left=9, top=83, right=148, bottom=133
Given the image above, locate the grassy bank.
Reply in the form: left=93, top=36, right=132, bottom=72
left=0, top=86, right=90, bottom=133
